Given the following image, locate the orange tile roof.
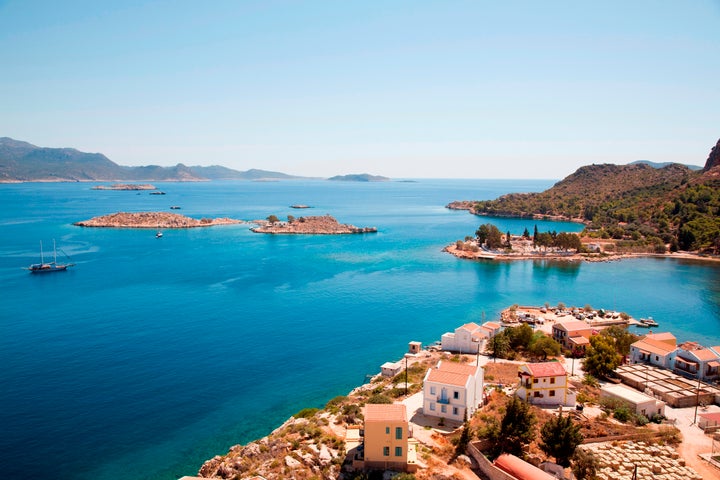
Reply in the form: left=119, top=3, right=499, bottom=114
left=436, top=361, right=480, bottom=376
left=554, top=320, right=591, bottom=332
left=364, top=403, right=407, bottom=423
left=483, top=322, right=501, bottom=329
left=632, top=337, right=676, bottom=356
left=569, top=336, right=590, bottom=345
left=645, top=332, right=677, bottom=345
left=459, top=322, right=481, bottom=332
left=525, top=362, right=567, bottom=378
left=691, top=348, right=720, bottom=361
left=426, top=369, right=472, bottom=387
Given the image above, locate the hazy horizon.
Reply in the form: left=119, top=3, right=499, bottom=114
left=1, top=1, right=718, bottom=179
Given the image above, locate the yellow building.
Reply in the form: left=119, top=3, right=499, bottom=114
left=362, top=403, right=418, bottom=472
left=516, top=362, right=576, bottom=407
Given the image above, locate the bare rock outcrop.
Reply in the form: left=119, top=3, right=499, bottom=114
left=74, top=212, right=242, bottom=228
left=251, top=215, right=376, bottom=234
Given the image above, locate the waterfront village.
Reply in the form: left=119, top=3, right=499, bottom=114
left=185, top=305, right=720, bottom=480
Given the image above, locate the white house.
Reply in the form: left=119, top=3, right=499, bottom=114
left=629, top=332, right=677, bottom=369
left=600, top=384, right=665, bottom=418
left=516, top=362, right=576, bottom=407
left=441, top=322, right=500, bottom=354
left=422, top=361, right=483, bottom=422
left=674, top=342, right=720, bottom=382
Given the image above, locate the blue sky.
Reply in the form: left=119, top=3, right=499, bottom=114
left=1, top=1, right=718, bottom=178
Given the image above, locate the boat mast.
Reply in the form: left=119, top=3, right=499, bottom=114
left=53, top=239, right=58, bottom=264
left=40, top=240, right=44, bottom=264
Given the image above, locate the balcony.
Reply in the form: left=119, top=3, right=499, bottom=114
left=437, top=397, right=450, bottom=405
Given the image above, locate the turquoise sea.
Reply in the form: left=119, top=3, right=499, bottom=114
left=1, top=179, right=719, bottom=480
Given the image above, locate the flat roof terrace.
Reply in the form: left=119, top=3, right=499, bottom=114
left=615, top=364, right=720, bottom=408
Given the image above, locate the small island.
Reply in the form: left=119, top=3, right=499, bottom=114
left=327, top=173, right=389, bottom=182
left=251, top=215, right=377, bottom=234
left=91, top=183, right=156, bottom=191
left=74, top=212, right=243, bottom=228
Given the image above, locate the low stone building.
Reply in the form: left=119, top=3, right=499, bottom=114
left=600, top=383, right=665, bottom=418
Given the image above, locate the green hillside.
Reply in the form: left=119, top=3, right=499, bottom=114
left=457, top=139, right=720, bottom=253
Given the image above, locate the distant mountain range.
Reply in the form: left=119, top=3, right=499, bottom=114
left=629, top=160, right=702, bottom=170
left=0, top=137, right=381, bottom=182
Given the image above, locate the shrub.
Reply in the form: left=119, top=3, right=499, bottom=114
left=294, top=408, right=319, bottom=419
left=367, top=393, right=392, bottom=404
left=613, top=405, right=632, bottom=423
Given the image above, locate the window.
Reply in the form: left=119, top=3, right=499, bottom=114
left=550, top=377, right=555, bottom=384
left=430, top=386, right=436, bottom=395
left=533, top=378, right=538, bottom=383
left=383, top=447, right=389, bottom=457
left=655, top=356, right=659, bottom=361
left=441, top=405, right=447, bottom=413
left=453, top=391, right=459, bottom=399
left=453, top=407, right=458, bottom=415
left=385, top=427, right=390, bottom=434
left=395, top=446, right=402, bottom=457
left=549, top=390, right=556, bottom=397
left=429, top=403, right=435, bottom=411
left=534, top=391, right=540, bottom=397
left=395, top=427, right=403, bottom=440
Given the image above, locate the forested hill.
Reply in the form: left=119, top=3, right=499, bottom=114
left=0, top=137, right=301, bottom=182
left=452, top=138, right=720, bottom=253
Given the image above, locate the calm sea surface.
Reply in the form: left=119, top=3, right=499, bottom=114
left=1, top=180, right=719, bottom=480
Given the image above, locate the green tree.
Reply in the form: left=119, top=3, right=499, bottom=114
left=488, top=333, right=510, bottom=360
left=506, top=323, right=534, bottom=350
left=287, top=214, right=295, bottom=223
left=476, top=223, right=503, bottom=249
left=571, top=449, right=598, bottom=480
left=489, top=396, right=537, bottom=459
left=539, top=411, right=583, bottom=467
left=533, top=225, right=539, bottom=245
left=506, top=230, right=512, bottom=248
left=267, top=214, right=279, bottom=224
left=583, top=335, right=622, bottom=379
left=523, top=227, right=530, bottom=239
left=600, top=325, right=638, bottom=357
left=454, top=413, right=472, bottom=458
left=528, top=336, right=561, bottom=360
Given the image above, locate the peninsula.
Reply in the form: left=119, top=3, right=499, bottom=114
left=74, top=212, right=243, bottom=228
left=251, top=215, right=377, bottom=234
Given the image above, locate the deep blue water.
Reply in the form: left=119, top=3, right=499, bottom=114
left=1, top=179, right=718, bottom=480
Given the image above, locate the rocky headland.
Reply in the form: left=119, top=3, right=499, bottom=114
left=91, top=184, right=156, bottom=190
left=251, top=215, right=377, bottom=234
left=74, top=212, right=243, bottom=228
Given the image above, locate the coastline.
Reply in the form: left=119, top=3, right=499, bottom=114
left=443, top=243, right=720, bottom=264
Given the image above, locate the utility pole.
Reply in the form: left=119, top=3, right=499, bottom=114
left=692, top=375, right=702, bottom=425
left=405, top=356, right=408, bottom=396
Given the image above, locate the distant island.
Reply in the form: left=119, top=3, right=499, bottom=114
left=448, top=137, right=720, bottom=256
left=327, top=173, right=389, bottom=182
left=74, top=212, right=243, bottom=228
left=251, top=215, right=377, bottom=234
left=92, top=184, right=156, bottom=191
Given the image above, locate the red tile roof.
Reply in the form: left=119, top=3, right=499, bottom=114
left=525, top=362, right=567, bottom=378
